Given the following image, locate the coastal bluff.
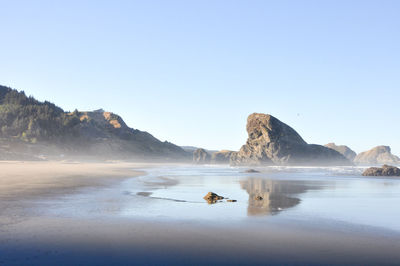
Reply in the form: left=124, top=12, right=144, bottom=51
left=193, top=148, right=211, bottom=164
left=230, top=113, right=351, bottom=166
left=0, top=85, right=189, bottom=161
left=354, top=146, right=400, bottom=165
left=192, top=149, right=235, bottom=164
left=324, top=143, right=357, bottom=161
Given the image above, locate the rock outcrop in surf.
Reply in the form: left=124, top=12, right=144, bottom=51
left=354, top=146, right=400, bottom=165
left=230, top=113, right=351, bottom=166
left=362, top=165, right=400, bottom=176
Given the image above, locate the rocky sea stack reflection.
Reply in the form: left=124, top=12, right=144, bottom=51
left=240, top=178, right=316, bottom=216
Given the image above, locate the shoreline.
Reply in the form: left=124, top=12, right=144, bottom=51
left=0, top=161, right=146, bottom=200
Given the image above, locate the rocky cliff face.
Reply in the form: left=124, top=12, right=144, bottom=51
left=354, top=146, right=400, bottom=165
left=193, top=148, right=211, bottom=164
left=210, top=150, right=235, bottom=164
left=192, top=149, right=236, bottom=164
left=324, top=143, right=357, bottom=161
left=230, top=113, right=351, bottom=166
left=70, top=109, right=189, bottom=160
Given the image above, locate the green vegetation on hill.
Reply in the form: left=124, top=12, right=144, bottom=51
left=0, top=85, right=189, bottom=160
left=0, top=85, right=80, bottom=142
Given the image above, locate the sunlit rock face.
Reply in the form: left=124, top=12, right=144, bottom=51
left=240, top=178, right=306, bottom=216
left=325, top=143, right=357, bottom=161
left=231, top=113, right=351, bottom=166
left=193, top=148, right=211, bottom=164
left=354, top=146, right=400, bottom=165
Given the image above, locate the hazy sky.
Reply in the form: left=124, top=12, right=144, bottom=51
left=1, top=0, right=399, bottom=154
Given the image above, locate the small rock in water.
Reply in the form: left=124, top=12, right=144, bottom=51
left=244, top=169, right=260, bottom=173
left=227, top=199, right=237, bottom=202
left=203, top=192, right=224, bottom=204
left=254, top=195, right=263, bottom=200
left=362, top=165, right=400, bottom=176
left=136, top=192, right=152, bottom=197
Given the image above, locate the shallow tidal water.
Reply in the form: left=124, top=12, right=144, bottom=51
left=3, top=165, right=400, bottom=266
left=43, top=165, right=400, bottom=234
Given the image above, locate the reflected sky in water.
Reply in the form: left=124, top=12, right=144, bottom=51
left=38, top=165, right=400, bottom=232
left=118, top=166, right=400, bottom=231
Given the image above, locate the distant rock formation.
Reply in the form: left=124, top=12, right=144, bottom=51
left=362, top=165, right=400, bottom=176
left=244, top=169, right=260, bottom=173
left=192, top=149, right=236, bottom=164
left=354, top=146, right=400, bottom=165
left=325, top=143, right=357, bottom=161
left=181, top=146, right=218, bottom=154
left=210, top=150, right=235, bottom=164
left=230, top=113, right=351, bottom=166
left=193, top=148, right=210, bottom=164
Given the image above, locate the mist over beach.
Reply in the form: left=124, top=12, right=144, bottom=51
left=1, top=0, right=400, bottom=265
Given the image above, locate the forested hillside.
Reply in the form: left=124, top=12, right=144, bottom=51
left=0, top=85, right=189, bottom=160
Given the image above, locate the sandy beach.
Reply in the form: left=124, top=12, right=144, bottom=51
left=0, top=162, right=400, bottom=265
left=0, top=161, right=145, bottom=199
left=0, top=161, right=145, bottom=233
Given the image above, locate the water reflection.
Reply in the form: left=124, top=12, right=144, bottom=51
left=240, top=178, right=313, bottom=216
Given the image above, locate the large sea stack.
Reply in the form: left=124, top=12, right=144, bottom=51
left=230, top=113, right=351, bottom=166
left=354, top=146, right=400, bottom=165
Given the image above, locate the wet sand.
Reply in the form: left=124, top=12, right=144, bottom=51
left=2, top=215, right=400, bottom=265
left=0, top=162, right=400, bottom=265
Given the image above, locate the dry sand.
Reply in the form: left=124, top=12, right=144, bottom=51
left=0, top=161, right=144, bottom=199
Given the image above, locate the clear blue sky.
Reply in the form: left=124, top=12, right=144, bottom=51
left=1, top=0, right=399, bottom=155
